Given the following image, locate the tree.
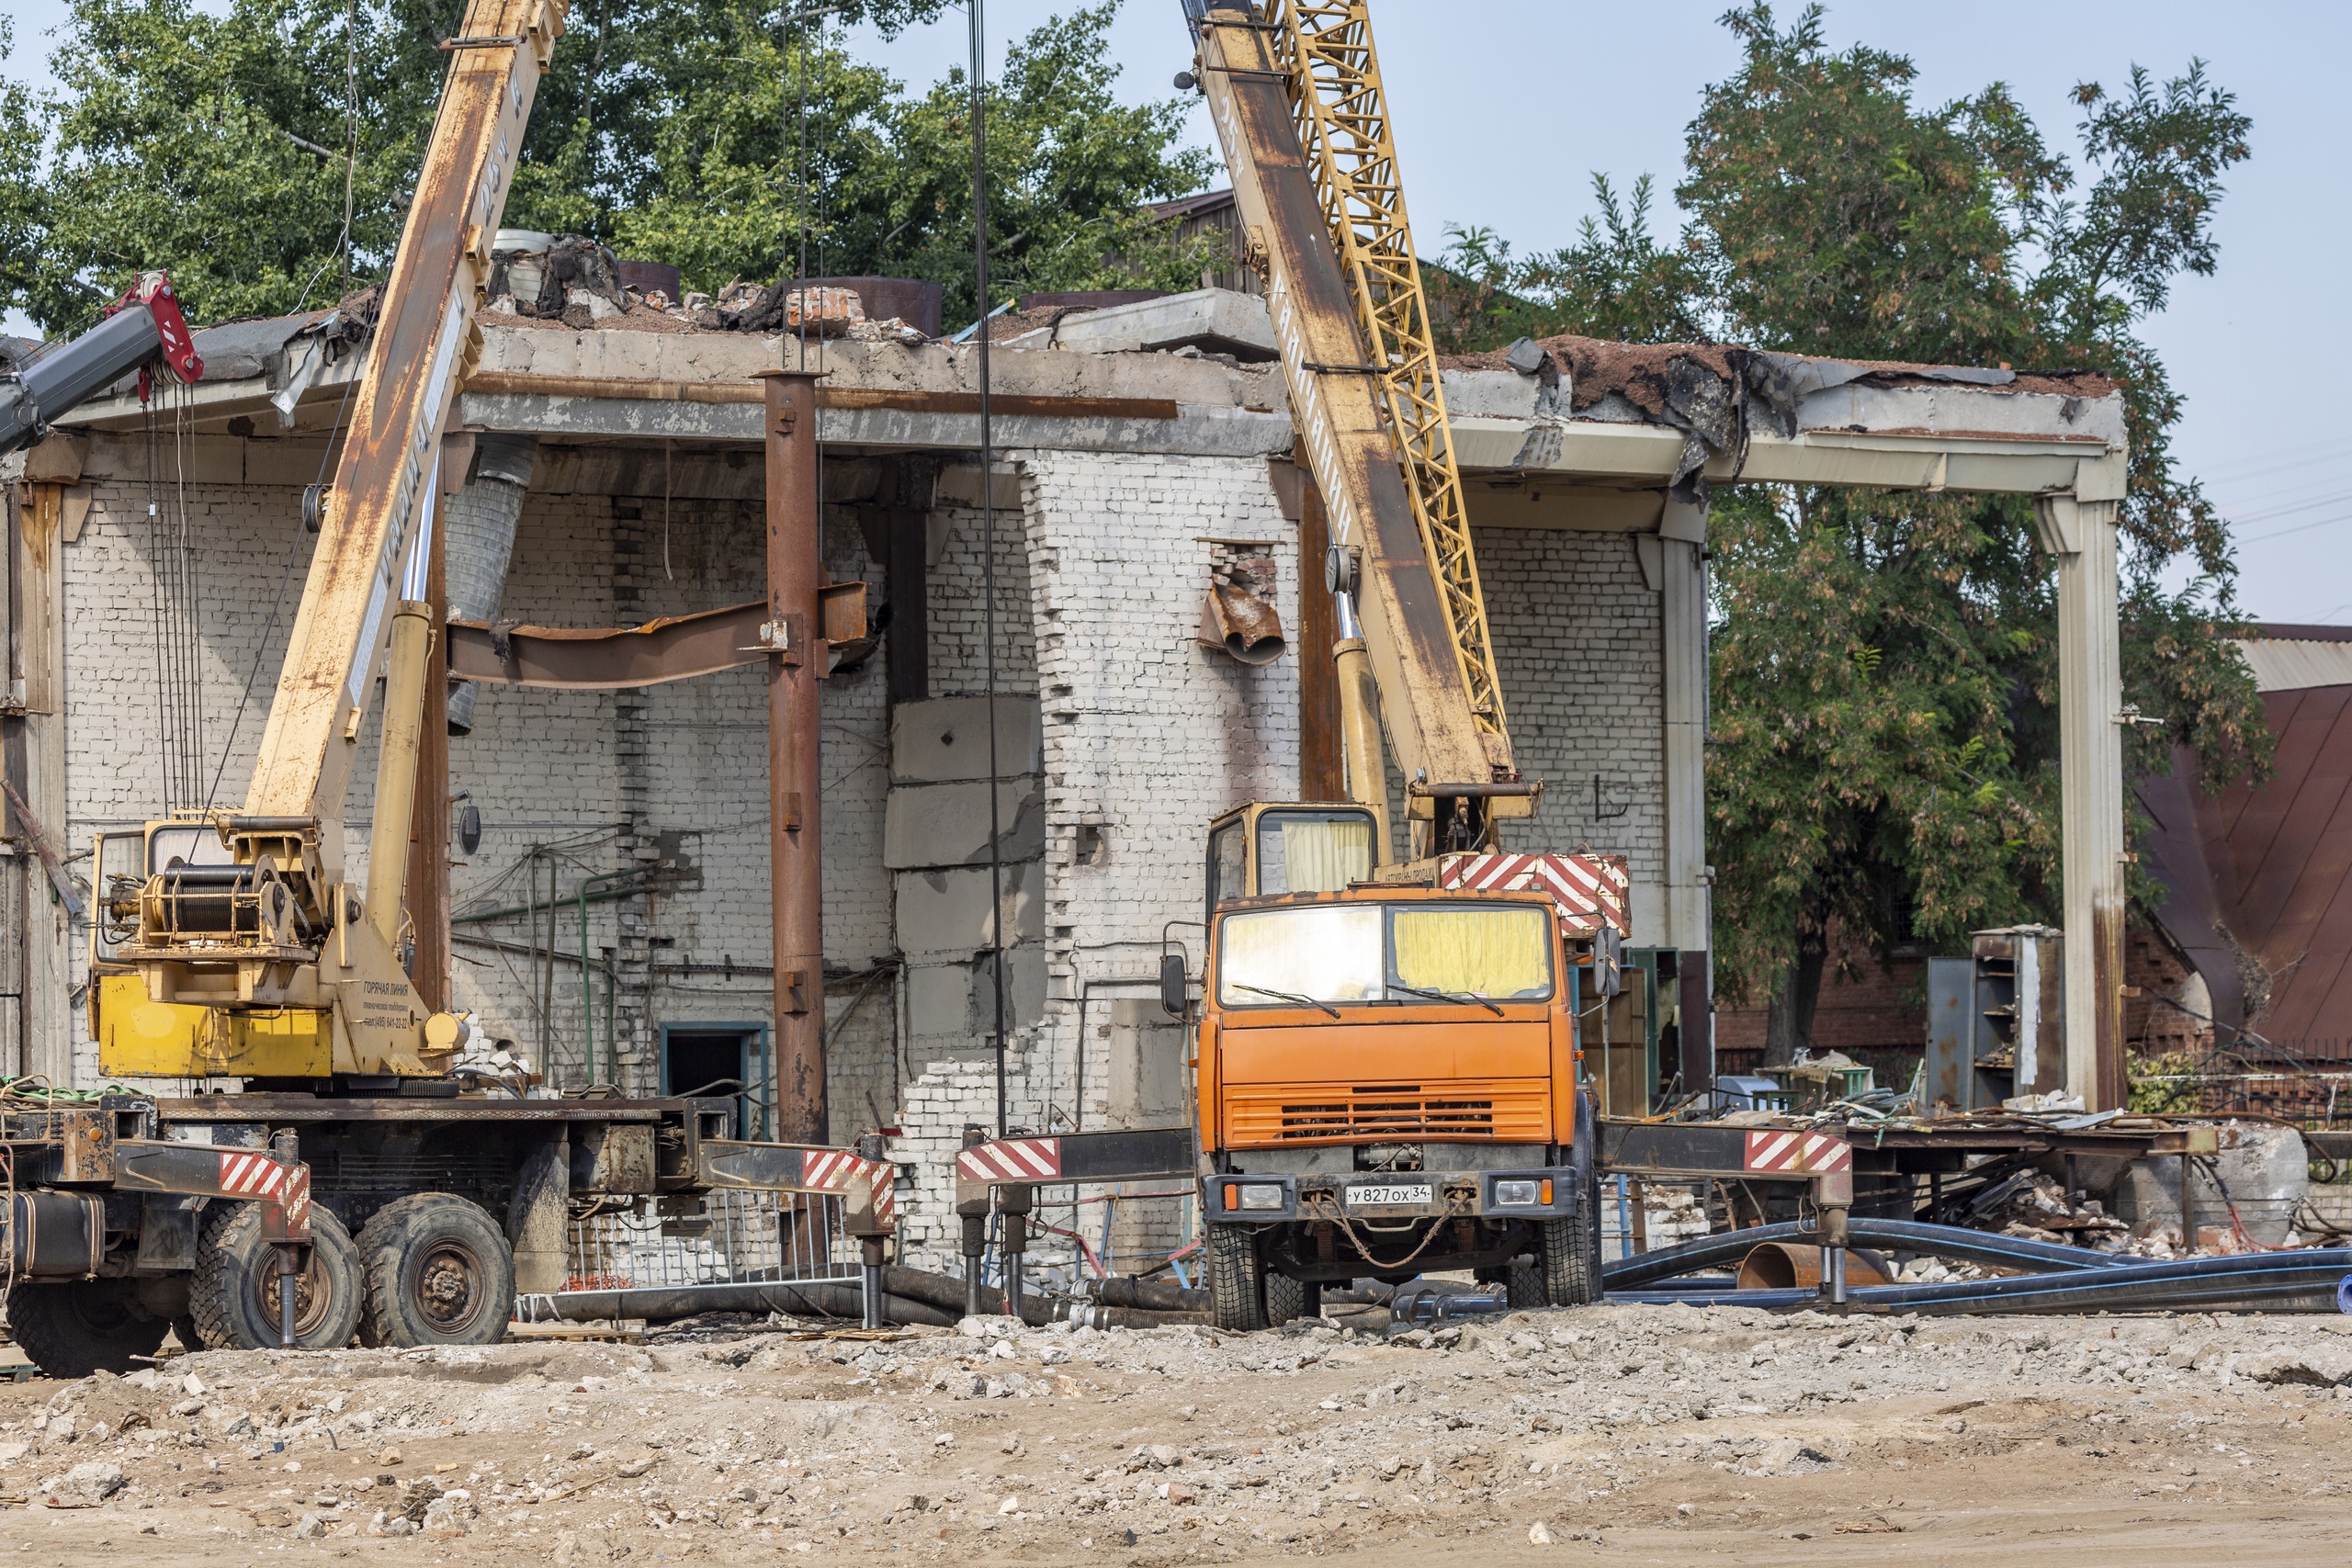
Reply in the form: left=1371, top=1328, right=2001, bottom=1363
left=1695, top=7, right=2266, bottom=1054
left=1432, top=5, right=2267, bottom=1055
left=0, top=0, right=1214, bottom=334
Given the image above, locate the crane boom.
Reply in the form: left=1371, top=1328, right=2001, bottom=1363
left=1266, top=0, right=1507, bottom=755
left=1193, top=4, right=1531, bottom=848
left=101, top=0, right=568, bottom=1080
left=245, top=0, right=564, bottom=847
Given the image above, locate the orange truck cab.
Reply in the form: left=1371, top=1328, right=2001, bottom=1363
left=1175, top=802, right=1614, bottom=1330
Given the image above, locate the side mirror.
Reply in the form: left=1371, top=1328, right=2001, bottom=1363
left=1593, top=927, right=1623, bottom=999
left=1159, top=953, right=1190, bottom=1020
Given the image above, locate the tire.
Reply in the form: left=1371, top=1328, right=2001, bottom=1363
left=191, top=1201, right=363, bottom=1352
left=1299, top=1280, right=1323, bottom=1320
left=356, top=1193, right=515, bottom=1348
left=1264, top=1267, right=1305, bottom=1327
left=1505, top=1257, right=1546, bottom=1310
left=6, top=1280, right=167, bottom=1378
left=1539, top=1092, right=1606, bottom=1308
left=1205, top=1222, right=1268, bottom=1332
left=170, top=1314, right=203, bottom=1353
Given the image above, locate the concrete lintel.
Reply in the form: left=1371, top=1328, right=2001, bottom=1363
left=1463, top=481, right=1664, bottom=534
left=1453, top=414, right=2112, bottom=496
left=457, top=391, right=1294, bottom=458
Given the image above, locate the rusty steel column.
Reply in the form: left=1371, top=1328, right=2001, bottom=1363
left=759, top=368, right=826, bottom=1144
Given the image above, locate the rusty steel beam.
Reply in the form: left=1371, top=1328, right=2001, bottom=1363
left=447, top=601, right=767, bottom=688
left=761, top=370, right=826, bottom=1144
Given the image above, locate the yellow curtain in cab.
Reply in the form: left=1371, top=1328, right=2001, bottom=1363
left=1280, top=818, right=1372, bottom=893
left=1391, top=908, right=1550, bottom=998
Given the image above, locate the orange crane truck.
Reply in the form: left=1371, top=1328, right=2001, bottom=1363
left=1183, top=804, right=1622, bottom=1326
left=951, top=2, right=1650, bottom=1330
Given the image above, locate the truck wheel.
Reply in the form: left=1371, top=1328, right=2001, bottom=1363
left=170, top=1314, right=203, bottom=1353
left=5, top=1280, right=167, bottom=1378
left=1264, top=1269, right=1305, bottom=1326
left=191, top=1202, right=363, bottom=1351
left=1205, top=1223, right=1268, bottom=1332
left=357, top=1193, right=515, bottom=1348
left=1506, top=1258, right=1547, bottom=1310
left=1536, top=1092, right=1606, bottom=1307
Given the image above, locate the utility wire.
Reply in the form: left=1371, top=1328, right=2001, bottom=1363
left=969, top=0, right=1007, bottom=1135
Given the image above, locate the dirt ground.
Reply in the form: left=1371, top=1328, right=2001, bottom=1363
left=3, top=1302, right=2350, bottom=1566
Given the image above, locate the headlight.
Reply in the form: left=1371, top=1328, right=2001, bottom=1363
left=1238, top=1183, right=1285, bottom=1211
left=1493, top=1179, right=1542, bottom=1207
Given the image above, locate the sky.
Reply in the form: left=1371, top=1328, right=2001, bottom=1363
left=6, top=0, right=2346, bottom=623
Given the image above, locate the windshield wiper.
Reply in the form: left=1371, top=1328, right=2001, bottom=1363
left=1232, top=983, right=1341, bottom=1018
left=1387, top=983, right=1505, bottom=1017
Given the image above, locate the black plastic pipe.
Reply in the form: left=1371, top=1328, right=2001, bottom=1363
left=1611, top=1247, right=2352, bottom=1316
left=1601, top=1216, right=2133, bottom=1291
left=540, top=1280, right=959, bottom=1327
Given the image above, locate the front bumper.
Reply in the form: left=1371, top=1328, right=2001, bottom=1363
left=1204, top=1168, right=1580, bottom=1224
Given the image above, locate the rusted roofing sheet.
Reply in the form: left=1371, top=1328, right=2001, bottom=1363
left=2149, top=682, right=2352, bottom=1061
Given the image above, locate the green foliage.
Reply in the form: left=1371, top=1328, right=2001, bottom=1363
left=0, top=0, right=1212, bottom=333
left=1430, top=175, right=1705, bottom=351
left=1454, top=5, right=2267, bottom=1024
left=6, top=0, right=424, bottom=332
left=2126, top=1050, right=2203, bottom=1115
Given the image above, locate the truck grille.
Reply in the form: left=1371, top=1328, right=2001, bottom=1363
left=1223, top=1079, right=1552, bottom=1145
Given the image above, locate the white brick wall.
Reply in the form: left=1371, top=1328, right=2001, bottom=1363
left=50, top=438, right=1670, bottom=1271
left=1475, top=526, right=1666, bottom=913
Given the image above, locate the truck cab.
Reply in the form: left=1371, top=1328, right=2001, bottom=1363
left=1185, top=802, right=1609, bottom=1329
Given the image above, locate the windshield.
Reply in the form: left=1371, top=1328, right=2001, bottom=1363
left=1215, top=902, right=1553, bottom=1008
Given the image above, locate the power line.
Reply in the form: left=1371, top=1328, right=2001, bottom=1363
left=969, top=0, right=1008, bottom=1136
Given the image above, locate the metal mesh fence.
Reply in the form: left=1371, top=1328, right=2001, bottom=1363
left=561, top=1190, right=861, bottom=1292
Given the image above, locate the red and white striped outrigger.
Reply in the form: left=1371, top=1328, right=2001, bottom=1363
left=1436, top=851, right=1631, bottom=936
left=113, top=1140, right=314, bottom=1244
left=695, top=1140, right=898, bottom=1235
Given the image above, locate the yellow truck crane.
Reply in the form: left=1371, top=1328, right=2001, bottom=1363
left=0, top=0, right=893, bottom=1376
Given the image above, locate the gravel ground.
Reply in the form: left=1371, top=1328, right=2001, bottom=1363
left=2, top=1303, right=2349, bottom=1565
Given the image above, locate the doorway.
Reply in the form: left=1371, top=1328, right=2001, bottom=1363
left=661, top=1024, right=768, bottom=1138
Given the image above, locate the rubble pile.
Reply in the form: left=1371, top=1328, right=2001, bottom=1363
left=483, top=233, right=936, bottom=344
left=1971, top=1170, right=2132, bottom=1251
left=0, top=1297, right=2344, bottom=1562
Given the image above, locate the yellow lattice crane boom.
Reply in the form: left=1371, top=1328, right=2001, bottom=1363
left=1193, top=1, right=1531, bottom=854
left=1268, top=1, right=1507, bottom=751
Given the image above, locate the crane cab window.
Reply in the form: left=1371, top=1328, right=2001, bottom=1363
left=1208, top=818, right=1248, bottom=908
left=1255, top=808, right=1374, bottom=895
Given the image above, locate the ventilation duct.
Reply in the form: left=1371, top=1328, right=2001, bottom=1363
left=444, top=433, right=537, bottom=735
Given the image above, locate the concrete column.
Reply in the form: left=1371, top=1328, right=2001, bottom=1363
left=1658, top=504, right=1711, bottom=955
left=759, top=369, right=827, bottom=1144
left=2033, top=492, right=2127, bottom=1111
left=1659, top=501, right=1714, bottom=1091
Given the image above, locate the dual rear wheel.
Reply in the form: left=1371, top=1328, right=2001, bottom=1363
left=180, top=1193, right=514, bottom=1352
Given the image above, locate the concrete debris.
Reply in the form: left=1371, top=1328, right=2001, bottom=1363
left=0, top=1302, right=2336, bottom=1557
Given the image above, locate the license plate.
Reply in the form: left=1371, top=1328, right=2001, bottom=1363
left=1346, top=1181, right=1432, bottom=1210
